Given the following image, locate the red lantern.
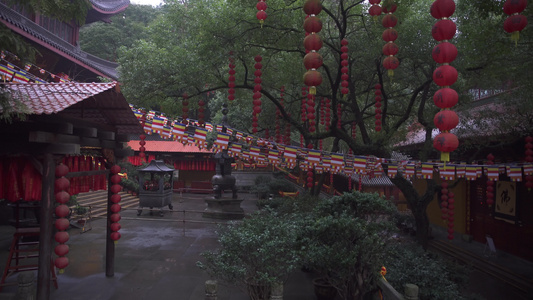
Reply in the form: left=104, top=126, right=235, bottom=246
left=110, top=232, right=121, bottom=241
left=382, top=3, right=397, bottom=13
left=434, top=110, right=459, bottom=131
left=304, top=33, right=323, bottom=51
left=55, top=231, right=69, bottom=244
left=111, top=165, right=121, bottom=174
left=433, top=65, right=458, bottom=86
left=303, top=0, right=322, bottom=15
left=55, top=244, right=69, bottom=256
left=55, top=191, right=70, bottom=204
left=55, top=163, right=69, bottom=177
left=432, top=42, right=458, bottom=64
left=382, top=28, right=398, bottom=42
left=383, top=42, right=399, bottom=56
left=55, top=205, right=70, bottom=218
left=256, top=0, right=267, bottom=27
left=110, top=213, right=121, bottom=223
left=54, top=257, right=69, bottom=271
left=304, top=16, right=322, bottom=33
left=304, top=70, right=322, bottom=95
left=504, top=14, right=528, bottom=42
left=430, top=0, right=456, bottom=19
left=369, top=5, right=382, bottom=18
left=111, top=174, right=122, bottom=184
left=383, top=56, right=399, bottom=76
left=433, top=132, right=459, bottom=161
left=432, top=19, right=456, bottom=41
left=111, top=194, right=121, bottom=204
left=55, top=177, right=70, bottom=191
left=433, top=88, right=458, bottom=108
left=111, top=204, right=121, bottom=213
left=55, top=218, right=70, bottom=231
left=111, top=184, right=122, bottom=194
left=382, top=14, right=398, bottom=28
left=303, top=52, right=323, bottom=70
left=110, top=222, right=121, bottom=232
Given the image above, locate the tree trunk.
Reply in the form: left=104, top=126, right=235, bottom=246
left=390, top=175, right=438, bottom=249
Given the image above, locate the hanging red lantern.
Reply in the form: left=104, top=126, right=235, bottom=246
left=304, top=33, right=323, bottom=52
left=433, top=87, right=458, bottom=108
left=110, top=213, right=121, bottom=223
left=55, top=218, right=70, bottom=231
left=303, top=52, right=323, bottom=70
left=433, top=132, right=459, bottom=161
left=182, top=93, right=189, bottom=123
left=383, top=56, right=399, bottom=76
left=55, top=205, right=70, bottom=218
left=55, top=191, right=70, bottom=204
left=139, top=134, right=146, bottom=160
left=111, top=232, right=121, bottom=242
left=447, top=191, right=455, bottom=240
left=304, top=16, right=323, bottom=33
left=431, top=19, right=456, bottom=41
left=434, top=110, right=459, bottom=131
left=303, top=70, right=322, bottom=95
left=256, top=0, right=267, bottom=27
left=382, top=28, right=398, bottom=42
left=303, top=0, right=322, bottom=15
left=369, top=4, right=382, bottom=19
left=433, top=65, right=458, bottom=87
left=55, top=163, right=69, bottom=177
left=383, top=42, right=399, bottom=56
left=110, top=222, right=121, bottom=232
left=382, top=14, right=398, bottom=27
left=503, top=0, right=528, bottom=44
left=382, top=3, right=397, bottom=13
left=252, top=55, right=263, bottom=133
left=54, top=256, right=69, bottom=273
left=54, top=244, right=69, bottom=257
left=432, top=42, right=458, bottom=64
left=430, top=0, right=456, bottom=19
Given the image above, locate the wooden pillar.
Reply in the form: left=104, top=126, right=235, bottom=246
left=37, top=153, right=55, bottom=300
left=105, top=170, right=115, bottom=277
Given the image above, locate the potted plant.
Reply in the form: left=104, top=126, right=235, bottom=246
left=301, top=191, right=398, bottom=300
left=197, top=210, right=302, bottom=300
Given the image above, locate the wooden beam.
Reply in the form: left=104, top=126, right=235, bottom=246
left=98, top=131, right=115, bottom=141
left=28, top=131, right=80, bottom=144
left=73, top=127, right=98, bottom=138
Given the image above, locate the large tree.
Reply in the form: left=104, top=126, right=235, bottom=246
left=117, top=0, right=532, bottom=247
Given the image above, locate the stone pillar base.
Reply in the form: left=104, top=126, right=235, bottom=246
left=203, top=197, right=244, bottom=220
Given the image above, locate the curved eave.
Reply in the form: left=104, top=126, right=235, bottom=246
left=90, top=0, right=130, bottom=14
left=0, top=2, right=119, bottom=79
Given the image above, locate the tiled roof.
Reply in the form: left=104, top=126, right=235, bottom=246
left=127, top=140, right=212, bottom=153
left=91, top=0, right=130, bottom=13
left=0, top=2, right=121, bottom=79
left=3, top=82, right=143, bottom=134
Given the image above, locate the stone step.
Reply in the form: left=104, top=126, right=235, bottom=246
left=73, top=190, right=140, bottom=219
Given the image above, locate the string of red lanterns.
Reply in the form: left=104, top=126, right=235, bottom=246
left=307, top=143, right=314, bottom=189
left=252, top=55, right=263, bottom=134
left=374, top=83, right=382, bottom=132
left=369, top=0, right=382, bottom=21
left=382, top=1, right=399, bottom=77
left=275, top=87, right=284, bottom=144
left=320, top=97, right=325, bottom=126
left=303, top=0, right=323, bottom=95
left=336, top=103, right=342, bottom=129
left=54, top=163, right=70, bottom=273
left=139, top=133, right=146, bottom=162
left=307, top=93, right=316, bottom=133
left=340, top=39, right=349, bottom=99
left=256, top=0, right=267, bottom=27
left=301, top=87, right=307, bottom=124
left=284, top=114, right=291, bottom=145
left=182, top=93, right=189, bottom=125
left=325, top=97, right=331, bottom=131
left=198, top=98, right=205, bottom=126
left=486, top=153, right=495, bottom=207
left=228, top=52, right=236, bottom=102
left=525, top=136, right=533, bottom=191
left=447, top=190, right=455, bottom=241
left=503, top=0, right=528, bottom=45
left=110, top=165, right=122, bottom=243
left=431, top=0, right=459, bottom=163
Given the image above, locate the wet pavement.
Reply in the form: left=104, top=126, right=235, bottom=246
left=1, top=192, right=532, bottom=300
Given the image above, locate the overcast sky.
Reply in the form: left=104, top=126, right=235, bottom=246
left=130, top=0, right=163, bottom=6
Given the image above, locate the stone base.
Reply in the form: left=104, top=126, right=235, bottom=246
left=203, top=197, right=244, bottom=220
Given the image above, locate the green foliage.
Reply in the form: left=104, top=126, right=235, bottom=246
left=9, top=0, right=92, bottom=25
left=301, top=191, right=398, bottom=300
left=79, top=5, right=162, bottom=61
left=382, top=241, right=475, bottom=300
left=197, top=211, right=303, bottom=298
